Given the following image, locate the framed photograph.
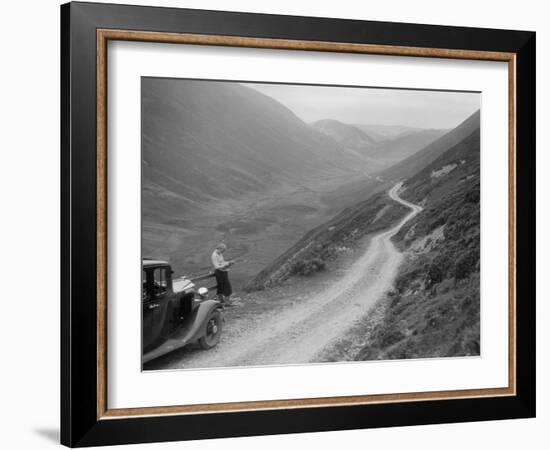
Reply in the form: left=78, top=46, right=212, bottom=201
left=61, top=2, right=535, bottom=447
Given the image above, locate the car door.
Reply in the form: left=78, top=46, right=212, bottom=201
left=150, top=266, right=173, bottom=343
left=142, top=268, right=157, bottom=350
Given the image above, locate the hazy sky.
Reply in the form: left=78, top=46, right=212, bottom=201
left=247, top=82, right=480, bottom=129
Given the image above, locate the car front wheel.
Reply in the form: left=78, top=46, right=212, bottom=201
left=199, top=310, right=223, bottom=350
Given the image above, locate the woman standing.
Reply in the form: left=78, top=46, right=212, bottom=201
left=211, top=243, right=233, bottom=306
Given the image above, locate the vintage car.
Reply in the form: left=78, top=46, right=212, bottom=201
left=142, top=259, right=223, bottom=364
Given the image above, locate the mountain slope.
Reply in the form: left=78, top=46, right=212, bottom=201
left=142, top=78, right=365, bottom=220
left=380, top=110, right=480, bottom=181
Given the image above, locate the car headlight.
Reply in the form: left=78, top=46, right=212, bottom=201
left=197, top=287, right=208, bottom=298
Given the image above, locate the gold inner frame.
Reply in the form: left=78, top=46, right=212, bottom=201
left=96, top=29, right=517, bottom=420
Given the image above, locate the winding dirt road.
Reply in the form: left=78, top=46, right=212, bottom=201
left=152, top=183, right=422, bottom=370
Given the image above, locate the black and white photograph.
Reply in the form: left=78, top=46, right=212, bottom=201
left=141, top=77, right=481, bottom=371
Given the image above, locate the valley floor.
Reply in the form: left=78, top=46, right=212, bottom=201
left=144, top=183, right=421, bottom=371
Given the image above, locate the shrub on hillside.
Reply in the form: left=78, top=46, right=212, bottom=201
left=454, top=248, right=479, bottom=280
left=395, top=256, right=429, bottom=293
left=377, top=329, right=406, bottom=347
left=426, top=253, right=452, bottom=286
left=290, top=257, right=327, bottom=277
left=464, top=187, right=480, bottom=204
left=427, top=263, right=445, bottom=286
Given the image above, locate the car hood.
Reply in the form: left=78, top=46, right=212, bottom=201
left=173, top=277, right=195, bottom=293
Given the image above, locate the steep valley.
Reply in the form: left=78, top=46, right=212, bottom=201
left=142, top=77, right=481, bottom=365
left=142, top=78, right=390, bottom=281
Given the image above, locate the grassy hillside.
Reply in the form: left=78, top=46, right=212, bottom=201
left=246, top=190, right=408, bottom=291
left=356, top=125, right=481, bottom=360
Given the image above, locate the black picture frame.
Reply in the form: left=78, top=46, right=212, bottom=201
left=61, top=1, right=535, bottom=447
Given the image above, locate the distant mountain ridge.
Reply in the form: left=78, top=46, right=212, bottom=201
left=310, top=119, right=377, bottom=151
left=362, top=128, right=448, bottom=172
left=353, top=124, right=423, bottom=141
left=380, top=110, right=480, bottom=181
left=311, top=118, right=448, bottom=171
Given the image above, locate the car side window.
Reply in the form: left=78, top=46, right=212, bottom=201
left=142, top=270, right=151, bottom=302
left=153, top=267, right=168, bottom=298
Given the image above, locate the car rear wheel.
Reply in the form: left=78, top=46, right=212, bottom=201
left=199, top=310, right=223, bottom=349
